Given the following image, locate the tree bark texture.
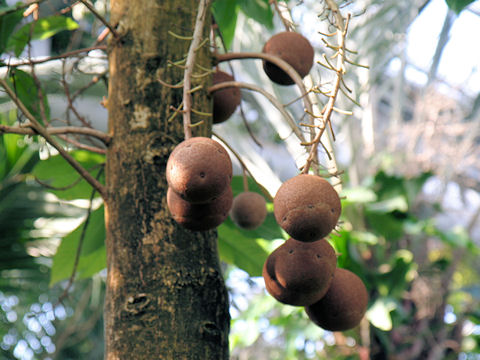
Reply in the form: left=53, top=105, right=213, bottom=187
left=105, top=1, right=229, bottom=359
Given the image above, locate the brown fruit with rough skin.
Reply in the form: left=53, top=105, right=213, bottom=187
left=230, top=191, right=268, bottom=230
left=166, top=137, right=232, bottom=203
left=305, top=268, right=368, bottom=332
left=212, top=70, right=241, bottom=124
left=262, top=31, right=314, bottom=85
left=274, top=174, right=341, bottom=242
left=167, top=186, right=233, bottom=231
left=262, top=238, right=337, bottom=306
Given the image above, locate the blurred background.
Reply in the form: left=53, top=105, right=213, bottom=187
left=1, top=0, right=479, bottom=359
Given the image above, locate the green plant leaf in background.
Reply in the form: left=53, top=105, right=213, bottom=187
left=212, top=0, right=239, bottom=50
left=7, top=68, right=50, bottom=123
left=445, top=0, right=476, bottom=13
left=218, top=218, right=270, bottom=277
left=33, top=150, right=105, bottom=200
left=0, top=2, right=24, bottom=55
left=238, top=0, right=274, bottom=29
left=6, top=15, right=79, bottom=56
left=50, top=205, right=106, bottom=286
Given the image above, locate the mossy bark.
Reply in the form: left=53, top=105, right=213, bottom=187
left=105, top=1, right=229, bottom=359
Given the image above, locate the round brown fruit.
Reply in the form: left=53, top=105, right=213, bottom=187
left=274, top=174, right=341, bottom=242
left=212, top=70, right=241, bottom=124
left=230, top=191, right=268, bottom=230
left=167, top=186, right=233, bottom=231
left=305, top=268, right=368, bottom=332
left=262, top=238, right=336, bottom=306
left=262, top=31, right=314, bottom=86
left=166, top=137, right=232, bottom=203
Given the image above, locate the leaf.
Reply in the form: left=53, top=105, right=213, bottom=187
left=7, top=68, right=50, bottom=123
left=212, top=0, right=239, bottom=50
left=238, top=0, right=273, bottom=29
left=217, top=218, right=269, bottom=277
left=341, top=186, right=377, bottom=205
left=50, top=205, right=105, bottom=286
left=0, top=4, right=23, bottom=55
left=33, top=150, right=105, bottom=200
left=365, top=211, right=405, bottom=240
left=445, top=0, right=476, bottom=13
left=367, top=298, right=396, bottom=331
left=6, top=15, right=79, bottom=56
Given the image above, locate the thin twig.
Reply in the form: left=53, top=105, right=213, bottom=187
left=57, top=134, right=106, bottom=154
left=208, top=81, right=306, bottom=144
left=1, top=46, right=107, bottom=68
left=78, top=0, right=118, bottom=38
left=0, top=79, right=107, bottom=200
left=212, top=131, right=273, bottom=202
left=0, top=0, right=46, bottom=16
left=0, top=124, right=111, bottom=144
left=216, top=52, right=314, bottom=118
left=182, top=0, right=211, bottom=139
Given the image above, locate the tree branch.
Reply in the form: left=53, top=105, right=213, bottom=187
left=1, top=46, right=107, bottom=68
left=208, top=81, right=306, bottom=144
left=0, top=124, right=111, bottom=144
left=0, top=79, right=107, bottom=200
left=182, top=0, right=212, bottom=139
left=78, top=0, right=119, bottom=38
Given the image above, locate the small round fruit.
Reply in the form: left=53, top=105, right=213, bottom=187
left=230, top=191, right=267, bottom=230
left=274, top=174, right=341, bottom=242
left=262, top=31, right=314, bottom=85
left=262, top=238, right=337, bottom=306
left=212, top=70, right=241, bottom=124
left=167, top=186, right=233, bottom=231
left=305, top=268, right=368, bottom=332
left=166, top=137, right=232, bottom=203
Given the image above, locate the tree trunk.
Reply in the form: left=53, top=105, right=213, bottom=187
left=104, top=1, right=230, bottom=358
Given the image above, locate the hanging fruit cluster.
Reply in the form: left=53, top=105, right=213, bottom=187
left=164, top=4, right=369, bottom=332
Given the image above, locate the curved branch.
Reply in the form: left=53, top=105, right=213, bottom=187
left=208, top=81, right=306, bottom=144
left=216, top=52, right=314, bottom=117
left=0, top=79, right=107, bottom=200
left=212, top=131, right=273, bottom=202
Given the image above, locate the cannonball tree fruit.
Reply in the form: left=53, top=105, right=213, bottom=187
left=167, top=185, right=233, bottom=231
left=212, top=70, right=241, bottom=124
left=230, top=191, right=268, bottom=230
left=305, top=268, right=369, bottom=332
left=166, top=137, right=232, bottom=203
left=262, top=31, right=314, bottom=86
left=262, top=238, right=337, bottom=306
left=273, top=174, right=341, bottom=242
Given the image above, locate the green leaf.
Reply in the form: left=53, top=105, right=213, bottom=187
left=238, top=0, right=273, bottom=28
left=212, top=0, right=239, bottom=50
left=367, top=195, right=408, bottom=213
left=445, top=0, right=476, bottom=13
left=33, top=150, right=105, bottom=200
left=50, top=205, right=105, bottom=286
left=341, top=186, right=377, bottom=205
left=7, top=15, right=79, bottom=56
left=0, top=4, right=23, bottom=55
left=365, top=211, right=405, bottom=240
left=367, top=298, right=396, bottom=331
left=7, top=68, right=50, bottom=123
left=217, top=218, right=270, bottom=277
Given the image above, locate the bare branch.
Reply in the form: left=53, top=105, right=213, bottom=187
left=78, top=0, right=119, bottom=38
left=0, top=124, right=111, bottom=144
left=0, top=79, right=107, bottom=200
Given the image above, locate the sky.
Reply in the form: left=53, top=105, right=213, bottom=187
left=405, top=0, right=480, bottom=95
